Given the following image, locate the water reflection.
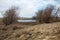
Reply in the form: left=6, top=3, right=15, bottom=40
left=17, top=20, right=36, bottom=22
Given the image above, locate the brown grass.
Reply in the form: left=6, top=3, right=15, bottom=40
left=0, top=22, right=59, bottom=40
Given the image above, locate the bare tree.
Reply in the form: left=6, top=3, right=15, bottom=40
left=36, top=10, right=44, bottom=23
left=2, top=6, right=19, bottom=25
left=36, top=5, right=54, bottom=23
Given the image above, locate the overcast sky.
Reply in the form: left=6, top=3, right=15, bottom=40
left=0, top=0, right=60, bottom=18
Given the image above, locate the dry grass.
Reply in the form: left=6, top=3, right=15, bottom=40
left=0, top=22, right=59, bottom=40
left=0, top=23, right=35, bottom=40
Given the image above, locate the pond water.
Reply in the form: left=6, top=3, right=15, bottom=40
left=17, top=20, right=36, bottom=22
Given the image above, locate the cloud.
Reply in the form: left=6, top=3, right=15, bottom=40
left=0, top=0, right=60, bottom=17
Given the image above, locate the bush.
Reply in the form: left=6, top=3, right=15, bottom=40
left=2, top=6, right=19, bottom=25
left=36, top=5, right=60, bottom=23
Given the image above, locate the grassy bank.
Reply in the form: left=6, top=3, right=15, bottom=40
left=0, top=22, right=60, bottom=40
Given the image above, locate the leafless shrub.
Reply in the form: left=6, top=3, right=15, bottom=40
left=36, top=5, right=60, bottom=23
left=2, top=6, right=19, bottom=25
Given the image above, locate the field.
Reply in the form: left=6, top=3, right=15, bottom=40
left=0, top=22, right=60, bottom=40
left=0, top=0, right=60, bottom=40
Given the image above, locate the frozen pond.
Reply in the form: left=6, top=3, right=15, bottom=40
left=17, top=20, right=36, bottom=22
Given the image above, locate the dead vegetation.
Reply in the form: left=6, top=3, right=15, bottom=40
left=2, top=6, right=19, bottom=25
left=0, top=4, right=60, bottom=40
left=36, top=5, right=60, bottom=23
left=0, top=22, right=59, bottom=40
